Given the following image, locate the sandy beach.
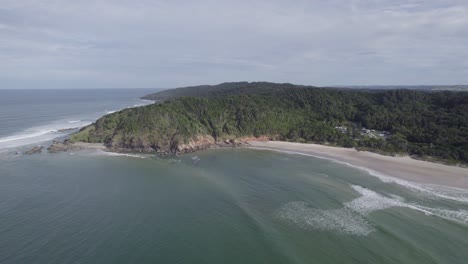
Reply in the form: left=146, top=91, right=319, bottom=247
left=248, top=141, right=468, bottom=189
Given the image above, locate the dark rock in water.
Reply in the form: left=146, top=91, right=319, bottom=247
left=47, top=141, right=69, bottom=153
left=25, top=146, right=43, bottom=155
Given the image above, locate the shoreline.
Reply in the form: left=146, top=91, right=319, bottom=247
left=247, top=141, right=468, bottom=190
left=68, top=140, right=468, bottom=190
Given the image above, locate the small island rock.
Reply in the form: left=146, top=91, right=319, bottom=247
left=25, top=146, right=43, bottom=155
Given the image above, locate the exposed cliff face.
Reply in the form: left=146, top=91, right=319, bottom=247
left=176, top=135, right=216, bottom=153
left=70, top=121, right=276, bottom=156
left=104, top=134, right=217, bottom=155
left=175, top=135, right=276, bottom=154
left=95, top=133, right=274, bottom=156
left=71, top=132, right=265, bottom=157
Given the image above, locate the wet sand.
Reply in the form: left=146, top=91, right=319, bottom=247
left=248, top=141, right=468, bottom=189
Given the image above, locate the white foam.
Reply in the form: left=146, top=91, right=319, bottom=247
left=346, top=185, right=434, bottom=216
left=0, top=130, right=56, bottom=144
left=276, top=185, right=468, bottom=236
left=345, top=185, right=405, bottom=214
left=95, top=150, right=147, bottom=159
left=67, top=120, right=81, bottom=124
left=276, top=201, right=375, bottom=236
left=250, top=146, right=468, bottom=204
left=0, top=119, right=92, bottom=150
left=352, top=169, right=468, bottom=204
left=410, top=205, right=468, bottom=225
left=1, top=99, right=154, bottom=151
left=276, top=185, right=403, bottom=236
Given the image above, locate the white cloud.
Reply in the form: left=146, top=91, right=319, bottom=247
left=0, top=0, right=467, bottom=88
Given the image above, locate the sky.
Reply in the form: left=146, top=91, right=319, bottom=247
left=1, top=0, right=468, bottom=89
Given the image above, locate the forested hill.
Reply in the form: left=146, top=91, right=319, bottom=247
left=72, top=82, right=468, bottom=164
left=141, top=82, right=468, bottom=101
left=141, top=82, right=320, bottom=101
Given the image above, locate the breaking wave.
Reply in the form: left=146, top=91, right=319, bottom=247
left=0, top=120, right=91, bottom=150
left=0, top=99, right=153, bottom=151
left=276, top=200, right=375, bottom=236
left=94, top=150, right=147, bottom=159
left=67, top=120, right=82, bottom=124
left=250, top=147, right=468, bottom=204
left=276, top=185, right=468, bottom=236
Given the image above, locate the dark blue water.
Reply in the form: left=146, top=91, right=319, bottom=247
left=0, top=89, right=155, bottom=150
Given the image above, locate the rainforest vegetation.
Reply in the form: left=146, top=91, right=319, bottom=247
left=71, top=82, right=468, bottom=164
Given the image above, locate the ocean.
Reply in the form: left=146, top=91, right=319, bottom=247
left=0, top=89, right=154, bottom=151
left=0, top=89, right=467, bottom=264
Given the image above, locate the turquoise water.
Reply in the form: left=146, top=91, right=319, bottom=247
left=0, top=90, right=467, bottom=263
left=1, top=149, right=468, bottom=263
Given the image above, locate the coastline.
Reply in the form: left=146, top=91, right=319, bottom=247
left=247, top=141, right=468, bottom=190
left=67, top=139, right=468, bottom=190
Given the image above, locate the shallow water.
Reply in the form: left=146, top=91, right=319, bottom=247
left=1, top=149, right=467, bottom=263
left=1, top=90, right=467, bottom=263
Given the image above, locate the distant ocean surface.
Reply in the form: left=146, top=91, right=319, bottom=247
left=0, top=89, right=155, bottom=150
left=1, top=89, right=468, bottom=264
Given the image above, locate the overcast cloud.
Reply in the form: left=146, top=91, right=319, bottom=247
left=1, top=0, right=467, bottom=88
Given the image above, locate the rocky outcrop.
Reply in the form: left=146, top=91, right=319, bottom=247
left=47, top=140, right=70, bottom=153
left=25, top=146, right=43, bottom=155
left=176, top=135, right=216, bottom=154
left=99, top=134, right=262, bottom=156
left=67, top=133, right=276, bottom=156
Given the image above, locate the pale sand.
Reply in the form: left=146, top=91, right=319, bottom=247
left=248, top=141, right=468, bottom=189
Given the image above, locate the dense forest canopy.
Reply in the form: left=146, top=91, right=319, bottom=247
left=72, top=82, right=468, bottom=164
left=140, top=82, right=313, bottom=101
